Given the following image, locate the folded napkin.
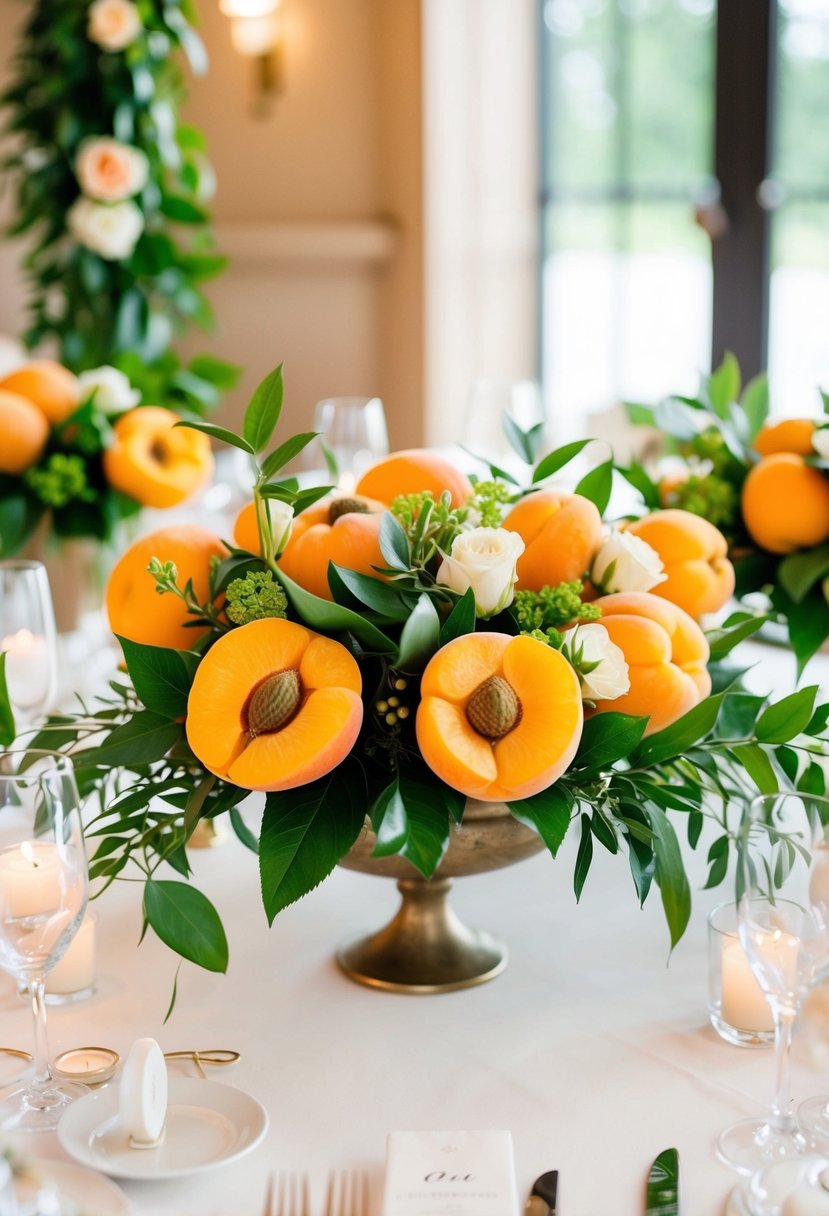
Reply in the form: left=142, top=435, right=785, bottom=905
left=382, top=1130, right=518, bottom=1216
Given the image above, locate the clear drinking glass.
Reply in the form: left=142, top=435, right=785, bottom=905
left=308, top=397, right=389, bottom=491
left=716, top=793, right=829, bottom=1180
left=0, top=561, right=58, bottom=730
left=0, top=750, right=89, bottom=1131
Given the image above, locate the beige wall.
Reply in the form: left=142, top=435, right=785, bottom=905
left=0, top=0, right=424, bottom=446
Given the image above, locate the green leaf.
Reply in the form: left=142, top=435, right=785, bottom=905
left=531, top=440, right=591, bottom=484
left=624, top=401, right=656, bottom=427
left=378, top=513, right=411, bottom=571
left=704, top=836, right=729, bottom=890
left=509, top=783, right=574, bottom=856
left=259, top=768, right=365, bottom=922
left=0, top=495, right=44, bottom=557
left=397, top=595, right=441, bottom=672
left=273, top=565, right=395, bottom=653
left=439, top=588, right=477, bottom=646
left=260, top=432, right=317, bottom=479
left=755, top=686, right=819, bottom=743
left=84, top=711, right=181, bottom=768
left=371, top=779, right=408, bottom=856
left=718, top=692, right=767, bottom=738
left=616, top=463, right=662, bottom=510
left=502, top=413, right=537, bottom=464
left=572, top=712, right=648, bottom=773
left=144, top=879, right=228, bottom=973
left=229, top=808, right=259, bottom=853
left=741, top=373, right=770, bottom=441
left=188, top=354, right=241, bottom=390
left=708, top=351, right=741, bottom=419
left=573, top=813, right=593, bottom=901
left=159, top=194, right=208, bottom=224
left=174, top=420, right=254, bottom=455
left=328, top=565, right=410, bottom=620
left=778, top=546, right=829, bottom=605
left=243, top=365, right=284, bottom=453
left=771, top=585, right=829, bottom=676
left=376, top=774, right=452, bottom=876
left=574, top=461, right=613, bottom=515
left=706, top=613, right=768, bottom=660
left=632, top=693, right=725, bottom=767
left=731, top=743, right=778, bottom=793
left=0, top=653, right=15, bottom=747
left=117, top=636, right=198, bottom=718
left=646, top=805, right=691, bottom=949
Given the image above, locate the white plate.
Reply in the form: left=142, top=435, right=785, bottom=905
left=57, top=1076, right=268, bottom=1181
left=14, top=1158, right=131, bottom=1215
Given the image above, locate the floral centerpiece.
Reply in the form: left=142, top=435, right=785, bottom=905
left=8, top=366, right=829, bottom=1002
left=0, top=355, right=215, bottom=555
left=623, top=354, right=829, bottom=671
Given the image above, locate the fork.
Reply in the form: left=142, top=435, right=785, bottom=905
left=324, top=1171, right=370, bottom=1216
left=262, top=1173, right=311, bottom=1216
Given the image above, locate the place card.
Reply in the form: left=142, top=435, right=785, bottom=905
left=382, top=1130, right=518, bottom=1216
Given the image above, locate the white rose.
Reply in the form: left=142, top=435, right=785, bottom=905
left=67, top=197, right=144, bottom=261
left=269, top=500, right=294, bottom=556
left=591, top=528, right=667, bottom=594
left=566, top=623, right=630, bottom=703
left=813, top=427, right=829, bottom=460
left=436, top=527, right=525, bottom=618
left=87, top=0, right=142, bottom=51
left=77, top=366, right=140, bottom=414
left=76, top=137, right=149, bottom=202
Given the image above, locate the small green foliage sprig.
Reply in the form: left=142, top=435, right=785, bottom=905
left=390, top=490, right=470, bottom=573
left=514, top=582, right=601, bottom=632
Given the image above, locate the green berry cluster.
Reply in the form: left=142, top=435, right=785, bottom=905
left=225, top=570, right=288, bottom=626
left=513, top=581, right=600, bottom=633
left=24, top=453, right=94, bottom=508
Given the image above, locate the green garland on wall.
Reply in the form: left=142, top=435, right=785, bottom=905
left=1, top=0, right=237, bottom=412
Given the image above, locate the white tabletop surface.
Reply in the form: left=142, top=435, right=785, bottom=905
left=2, top=637, right=827, bottom=1216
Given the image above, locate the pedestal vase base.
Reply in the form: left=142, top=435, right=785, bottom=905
left=336, top=877, right=507, bottom=993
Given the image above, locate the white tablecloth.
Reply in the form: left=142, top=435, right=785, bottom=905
left=2, top=639, right=826, bottom=1215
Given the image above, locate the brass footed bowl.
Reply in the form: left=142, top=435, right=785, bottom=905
left=336, top=802, right=546, bottom=994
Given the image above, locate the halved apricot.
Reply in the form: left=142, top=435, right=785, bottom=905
left=503, top=489, right=604, bottom=591
left=103, top=407, right=213, bottom=508
left=416, top=632, right=583, bottom=802
left=186, top=618, right=363, bottom=792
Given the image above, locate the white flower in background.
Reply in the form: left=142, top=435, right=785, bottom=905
left=565, top=623, right=630, bottom=703
left=78, top=366, right=140, bottom=414
left=76, top=137, right=149, bottom=203
left=68, top=197, right=144, bottom=261
left=269, top=500, right=294, bottom=556
left=813, top=427, right=829, bottom=460
left=591, top=528, right=667, bottom=595
left=87, top=0, right=142, bottom=51
left=436, top=527, right=525, bottom=618
left=0, top=335, right=26, bottom=379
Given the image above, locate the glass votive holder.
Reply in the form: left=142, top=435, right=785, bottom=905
left=45, top=908, right=98, bottom=1004
left=708, top=902, right=774, bottom=1047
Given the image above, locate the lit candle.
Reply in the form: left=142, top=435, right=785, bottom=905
left=1, top=629, right=51, bottom=710
left=47, top=910, right=97, bottom=996
left=721, top=934, right=775, bottom=1032
left=0, top=842, right=62, bottom=918
left=52, top=1046, right=120, bottom=1085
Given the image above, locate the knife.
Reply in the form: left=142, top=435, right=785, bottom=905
left=525, top=1170, right=558, bottom=1216
left=646, top=1148, right=680, bottom=1216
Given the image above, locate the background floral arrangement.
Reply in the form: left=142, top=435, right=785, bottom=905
left=0, top=354, right=214, bottom=554
left=10, top=365, right=829, bottom=1003
left=624, top=355, right=829, bottom=671
left=1, top=0, right=236, bottom=410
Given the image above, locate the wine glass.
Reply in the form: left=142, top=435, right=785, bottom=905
left=716, top=792, right=829, bottom=1178
left=307, top=397, right=389, bottom=492
left=0, top=561, right=58, bottom=732
left=0, top=750, right=89, bottom=1132
left=460, top=378, right=546, bottom=463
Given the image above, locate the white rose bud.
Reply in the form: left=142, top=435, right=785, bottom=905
left=78, top=365, right=140, bottom=414
left=591, top=528, right=667, bottom=595
left=87, top=0, right=143, bottom=51
left=67, top=197, right=144, bottom=261
left=566, top=623, right=630, bottom=703
left=436, top=527, right=525, bottom=618
left=813, top=427, right=829, bottom=460
left=76, top=137, right=149, bottom=203
left=269, top=500, right=294, bottom=557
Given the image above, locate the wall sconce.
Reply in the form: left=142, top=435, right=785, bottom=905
left=220, top=0, right=283, bottom=114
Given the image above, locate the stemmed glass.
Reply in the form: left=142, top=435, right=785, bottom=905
left=0, top=750, right=89, bottom=1131
left=716, top=792, right=829, bottom=1177
left=0, top=560, right=58, bottom=731
left=308, top=397, right=389, bottom=491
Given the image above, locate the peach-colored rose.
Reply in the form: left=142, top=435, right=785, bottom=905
left=76, top=138, right=148, bottom=203
left=87, top=0, right=142, bottom=51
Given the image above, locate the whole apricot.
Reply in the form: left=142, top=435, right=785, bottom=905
left=355, top=449, right=473, bottom=507
left=753, top=418, right=816, bottom=457
left=503, top=489, right=604, bottom=591
left=106, top=524, right=226, bottom=649
left=0, top=390, right=50, bottom=474
left=742, top=453, right=829, bottom=554
left=103, top=406, right=213, bottom=508
left=0, top=360, right=80, bottom=424
left=277, top=494, right=388, bottom=600
left=623, top=509, right=735, bottom=618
